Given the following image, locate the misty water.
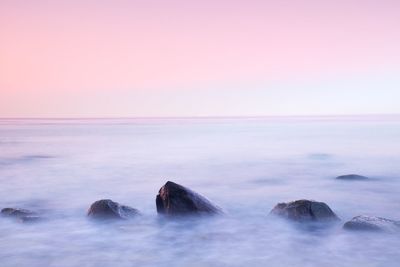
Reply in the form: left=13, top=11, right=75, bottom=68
left=0, top=117, right=399, bottom=267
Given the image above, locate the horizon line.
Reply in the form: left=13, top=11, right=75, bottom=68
left=1, top=113, right=400, bottom=120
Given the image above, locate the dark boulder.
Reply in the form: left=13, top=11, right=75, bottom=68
left=270, top=199, right=339, bottom=222
left=336, top=174, right=369, bottom=180
left=1, top=208, right=42, bottom=223
left=87, top=199, right=140, bottom=220
left=156, top=181, right=222, bottom=216
left=343, top=215, right=400, bottom=232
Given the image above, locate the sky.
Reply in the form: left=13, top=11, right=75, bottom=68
left=1, top=0, right=399, bottom=117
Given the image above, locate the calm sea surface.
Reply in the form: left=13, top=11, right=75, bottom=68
left=0, top=117, right=399, bottom=267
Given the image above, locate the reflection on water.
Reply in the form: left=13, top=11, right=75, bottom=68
left=0, top=117, right=400, bottom=267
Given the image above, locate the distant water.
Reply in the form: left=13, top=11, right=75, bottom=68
left=1, top=116, right=400, bottom=267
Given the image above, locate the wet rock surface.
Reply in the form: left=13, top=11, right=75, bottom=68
left=87, top=199, right=140, bottom=220
left=343, top=215, right=400, bottom=232
left=270, top=199, right=340, bottom=222
left=156, top=181, right=222, bottom=216
left=336, top=174, right=369, bottom=180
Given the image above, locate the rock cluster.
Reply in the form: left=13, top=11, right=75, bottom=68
left=2, top=180, right=399, bottom=234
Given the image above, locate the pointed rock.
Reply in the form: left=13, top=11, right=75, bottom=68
left=270, top=199, right=339, bottom=222
left=156, top=181, right=222, bottom=216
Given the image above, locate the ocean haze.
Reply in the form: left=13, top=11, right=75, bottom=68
left=0, top=116, right=400, bottom=267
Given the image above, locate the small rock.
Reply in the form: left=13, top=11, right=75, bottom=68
left=156, top=181, right=222, bottom=216
left=20, top=216, right=43, bottom=223
left=308, top=153, right=332, bottom=160
left=336, top=174, right=369, bottom=180
left=87, top=199, right=140, bottom=220
left=1, top=208, right=37, bottom=218
left=343, top=215, right=400, bottom=232
left=270, top=199, right=339, bottom=222
left=1, top=208, right=43, bottom=223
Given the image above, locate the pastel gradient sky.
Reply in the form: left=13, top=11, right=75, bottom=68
left=1, top=0, right=399, bottom=117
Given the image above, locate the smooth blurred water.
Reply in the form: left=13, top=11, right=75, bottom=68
left=0, top=116, right=399, bottom=267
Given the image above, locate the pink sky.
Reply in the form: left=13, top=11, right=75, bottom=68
left=1, top=0, right=399, bottom=117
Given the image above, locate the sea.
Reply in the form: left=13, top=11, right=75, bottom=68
left=0, top=116, right=399, bottom=267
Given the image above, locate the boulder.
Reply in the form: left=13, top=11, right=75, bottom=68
left=343, top=215, right=400, bottom=232
left=156, top=181, right=222, bottom=216
left=336, top=174, right=369, bottom=180
left=270, top=199, right=339, bottom=222
left=87, top=199, right=140, bottom=220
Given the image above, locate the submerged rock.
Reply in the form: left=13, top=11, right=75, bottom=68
left=87, top=199, right=140, bottom=220
left=19, top=215, right=43, bottom=223
left=270, top=199, right=339, bottom=222
left=1, top=208, right=36, bottom=217
left=1, top=208, right=42, bottom=223
left=343, top=215, right=400, bottom=232
left=156, top=181, right=222, bottom=216
left=336, top=174, right=369, bottom=180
